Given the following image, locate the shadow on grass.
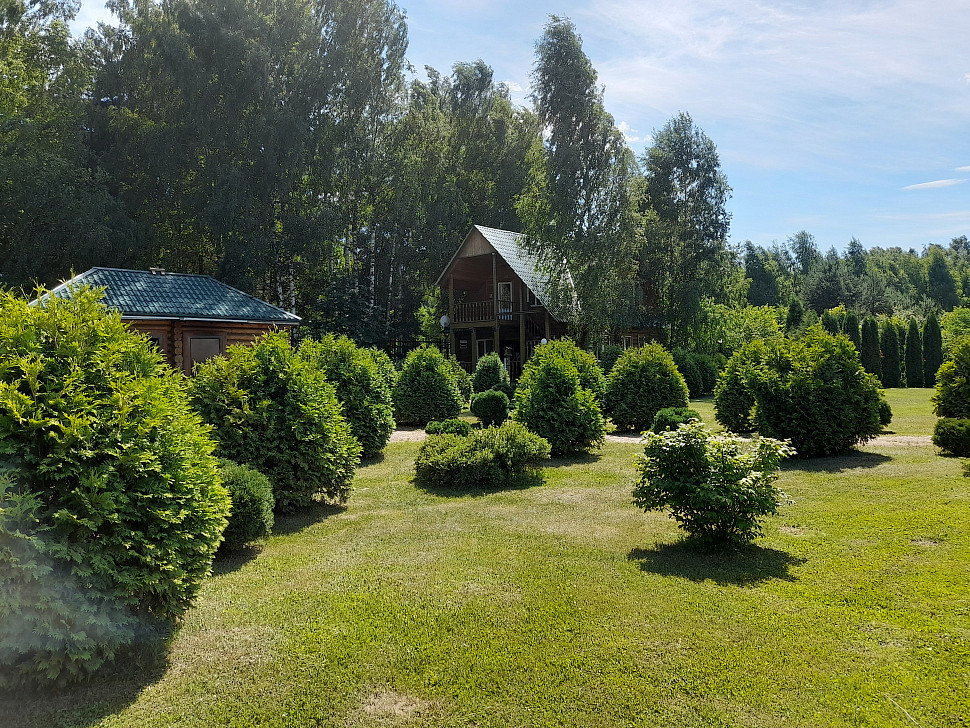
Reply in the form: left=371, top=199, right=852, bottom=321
left=413, top=469, right=546, bottom=498
left=543, top=452, right=603, bottom=469
left=784, top=449, right=892, bottom=473
left=0, top=626, right=172, bottom=728
left=271, top=501, right=346, bottom=536
left=212, top=543, right=263, bottom=576
left=628, top=541, right=806, bottom=586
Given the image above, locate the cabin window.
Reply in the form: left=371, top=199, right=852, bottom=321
left=498, top=282, right=513, bottom=320
left=527, top=289, right=539, bottom=307
left=189, top=336, right=223, bottom=367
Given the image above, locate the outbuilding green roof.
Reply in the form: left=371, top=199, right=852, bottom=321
left=48, top=268, right=301, bottom=324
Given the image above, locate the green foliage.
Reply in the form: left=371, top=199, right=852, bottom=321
left=932, top=337, right=970, bottom=418
left=367, top=348, right=398, bottom=393
left=878, top=397, right=893, bottom=427
left=785, top=299, right=804, bottom=332
left=747, top=329, right=885, bottom=457
left=490, top=381, right=516, bottom=401
left=599, top=344, right=625, bottom=374
left=651, top=407, right=701, bottom=433
left=298, top=335, right=395, bottom=458
left=905, top=319, right=923, bottom=388
left=713, top=341, right=767, bottom=433
left=446, top=356, right=473, bottom=403
left=632, top=421, right=795, bottom=545
left=672, top=349, right=704, bottom=398
left=821, top=310, right=840, bottom=335
left=218, top=460, right=274, bottom=551
left=472, top=351, right=511, bottom=393
left=523, top=339, right=606, bottom=402
left=689, top=302, right=783, bottom=358
left=923, top=313, right=943, bottom=388
left=692, top=353, right=720, bottom=395
left=880, top=322, right=902, bottom=388
left=190, top=332, right=361, bottom=512
left=414, top=421, right=551, bottom=490
left=932, top=418, right=970, bottom=457
left=470, top=389, right=510, bottom=427
left=604, top=345, right=690, bottom=432
left=425, top=419, right=472, bottom=436
left=843, top=311, right=861, bottom=350
left=515, top=358, right=605, bottom=456
left=860, top=317, right=882, bottom=379
left=392, top=346, right=465, bottom=426
left=0, top=288, right=229, bottom=687
left=940, top=307, right=970, bottom=354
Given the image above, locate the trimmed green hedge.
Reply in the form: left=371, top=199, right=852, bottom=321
left=0, top=288, right=229, bottom=687
left=393, top=346, right=465, bottom=426
left=219, top=460, right=274, bottom=550
left=604, top=344, right=690, bottom=433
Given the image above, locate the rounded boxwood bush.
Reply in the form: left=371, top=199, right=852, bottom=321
left=932, top=418, right=970, bottom=456
left=470, top=388, right=510, bottom=427
left=298, top=335, right=395, bottom=458
left=652, top=407, right=702, bottom=433
left=714, top=341, right=768, bottom=433
left=472, top=351, right=511, bottom=393
left=190, top=332, right=361, bottom=512
left=878, top=397, right=893, bottom=427
left=0, top=288, right=230, bottom=687
left=219, top=460, right=274, bottom=550
left=425, top=418, right=472, bottom=436
left=524, top=339, right=605, bottom=403
left=415, top=420, right=551, bottom=490
left=514, top=357, right=604, bottom=456
left=747, top=328, right=884, bottom=457
left=633, top=421, right=795, bottom=545
left=393, top=346, right=465, bottom=426
left=603, top=344, right=690, bottom=433
left=932, top=336, right=970, bottom=419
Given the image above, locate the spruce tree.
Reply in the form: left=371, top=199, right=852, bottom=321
left=861, top=317, right=881, bottom=379
left=821, top=310, right=840, bottom=335
left=905, top=319, right=924, bottom=387
left=843, top=311, right=861, bottom=350
left=880, top=322, right=901, bottom=388
left=923, top=313, right=943, bottom=387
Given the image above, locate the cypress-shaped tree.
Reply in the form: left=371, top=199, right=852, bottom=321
left=880, top=322, right=901, bottom=387
left=821, top=310, right=840, bottom=335
left=860, top=317, right=881, bottom=379
left=785, top=298, right=804, bottom=333
left=896, top=321, right=908, bottom=386
left=843, top=311, right=861, bottom=350
left=923, top=313, right=943, bottom=387
left=905, top=319, right=923, bottom=387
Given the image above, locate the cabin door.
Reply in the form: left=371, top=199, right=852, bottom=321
left=498, top=281, right=513, bottom=321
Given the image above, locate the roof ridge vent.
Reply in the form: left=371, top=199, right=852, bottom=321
left=149, top=267, right=166, bottom=275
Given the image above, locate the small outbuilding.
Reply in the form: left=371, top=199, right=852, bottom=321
left=49, top=267, right=301, bottom=373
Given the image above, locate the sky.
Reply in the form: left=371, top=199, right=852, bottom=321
left=70, top=0, right=970, bottom=253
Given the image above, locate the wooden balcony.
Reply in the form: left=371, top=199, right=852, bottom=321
left=453, top=299, right=514, bottom=324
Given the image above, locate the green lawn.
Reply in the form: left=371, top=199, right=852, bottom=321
left=4, top=389, right=968, bottom=727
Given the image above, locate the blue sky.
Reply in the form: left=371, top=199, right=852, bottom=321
left=71, top=0, right=970, bottom=253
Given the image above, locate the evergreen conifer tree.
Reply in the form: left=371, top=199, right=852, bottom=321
left=821, top=310, right=840, bottom=335
left=785, top=299, right=803, bottom=333
left=923, top=312, right=944, bottom=387
left=880, top=322, right=901, bottom=387
left=896, top=321, right=908, bottom=386
left=861, top=317, right=881, bottom=378
left=906, top=319, right=923, bottom=387
left=843, top=311, right=861, bottom=350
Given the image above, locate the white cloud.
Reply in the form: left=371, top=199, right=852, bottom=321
left=957, top=166, right=970, bottom=172
left=902, top=179, right=967, bottom=191
left=617, top=120, right=640, bottom=143
left=503, top=81, right=524, bottom=93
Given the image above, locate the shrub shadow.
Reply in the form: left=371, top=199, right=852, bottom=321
left=271, top=501, right=346, bottom=536
left=543, top=452, right=603, bottom=469
left=784, top=449, right=892, bottom=473
left=628, top=541, right=806, bottom=586
left=0, top=625, right=173, bottom=728
left=212, top=543, right=263, bottom=576
left=413, top=469, right=546, bottom=498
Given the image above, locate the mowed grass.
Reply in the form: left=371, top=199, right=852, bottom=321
left=4, top=389, right=968, bottom=727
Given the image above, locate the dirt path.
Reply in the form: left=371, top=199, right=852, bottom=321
left=389, top=428, right=932, bottom=447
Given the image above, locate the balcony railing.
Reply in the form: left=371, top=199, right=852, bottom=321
left=453, top=300, right=495, bottom=323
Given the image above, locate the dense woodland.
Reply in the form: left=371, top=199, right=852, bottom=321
left=3, top=0, right=969, bottom=347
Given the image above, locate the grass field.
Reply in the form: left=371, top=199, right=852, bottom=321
left=3, top=389, right=968, bottom=727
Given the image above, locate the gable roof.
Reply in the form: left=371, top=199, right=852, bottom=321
left=436, top=225, right=557, bottom=308
left=47, top=268, right=301, bottom=324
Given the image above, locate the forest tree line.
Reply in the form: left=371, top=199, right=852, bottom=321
left=3, top=0, right=968, bottom=347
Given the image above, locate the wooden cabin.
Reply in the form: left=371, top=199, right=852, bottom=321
left=436, top=225, right=570, bottom=380
left=49, top=268, right=301, bottom=373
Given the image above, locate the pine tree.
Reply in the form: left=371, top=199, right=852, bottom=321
left=860, top=317, right=881, bottom=379
left=923, top=312, right=944, bottom=387
left=880, top=323, right=901, bottom=388
left=905, top=319, right=923, bottom=387
left=843, top=311, right=861, bottom=350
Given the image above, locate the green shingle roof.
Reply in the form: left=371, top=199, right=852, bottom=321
left=48, top=268, right=301, bottom=324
